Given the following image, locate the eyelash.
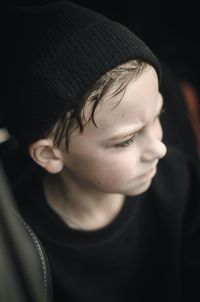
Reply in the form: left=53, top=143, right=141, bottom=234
left=115, top=134, right=138, bottom=148
left=114, top=108, right=165, bottom=149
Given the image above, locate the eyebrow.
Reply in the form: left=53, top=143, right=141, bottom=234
left=106, top=98, right=164, bottom=142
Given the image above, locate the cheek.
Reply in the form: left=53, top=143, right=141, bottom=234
left=66, top=148, right=138, bottom=190
left=101, top=157, right=136, bottom=184
left=88, top=151, right=139, bottom=190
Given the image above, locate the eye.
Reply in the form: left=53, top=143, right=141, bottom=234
left=112, top=108, right=165, bottom=150
left=114, top=134, right=138, bottom=149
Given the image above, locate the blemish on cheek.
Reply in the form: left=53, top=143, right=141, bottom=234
left=121, top=114, right=125, bottom=117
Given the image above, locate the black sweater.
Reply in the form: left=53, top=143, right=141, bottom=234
left=16, top=147, right=200, bottom=302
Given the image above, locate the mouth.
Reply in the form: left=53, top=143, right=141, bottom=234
left=138, top=166, right=157, bottom=180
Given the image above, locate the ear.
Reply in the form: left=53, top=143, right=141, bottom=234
left=28, top=139, right=64, bottom=174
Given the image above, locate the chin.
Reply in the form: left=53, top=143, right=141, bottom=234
left=124, top=178, right=153, bottom=196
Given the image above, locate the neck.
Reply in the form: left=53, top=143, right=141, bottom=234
left=43, top=170, right=125, bottom=230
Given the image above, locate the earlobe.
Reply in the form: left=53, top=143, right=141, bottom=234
left=28, top=139, right=64, bottom=174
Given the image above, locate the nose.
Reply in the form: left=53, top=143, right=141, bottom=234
left=141, top=139, right=167, bottom=163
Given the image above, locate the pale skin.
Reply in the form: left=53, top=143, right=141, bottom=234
left=29, top=66, right=167, bottom=230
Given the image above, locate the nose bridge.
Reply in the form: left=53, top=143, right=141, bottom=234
left=141, top=136, right=167, bottom=162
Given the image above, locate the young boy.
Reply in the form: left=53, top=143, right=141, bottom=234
left=1, top=1, right=200, bottom=301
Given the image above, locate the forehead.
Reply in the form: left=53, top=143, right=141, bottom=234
left=82, top=66, right=159, bottom=136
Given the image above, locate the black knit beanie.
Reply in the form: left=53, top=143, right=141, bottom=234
left=1, top=1, right=161, bottom=148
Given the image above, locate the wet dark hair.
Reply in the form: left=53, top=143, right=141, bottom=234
left=46, top=60, right=148, bottom=151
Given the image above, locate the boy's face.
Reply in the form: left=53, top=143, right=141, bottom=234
left=60, top=67, right=167, bottom=196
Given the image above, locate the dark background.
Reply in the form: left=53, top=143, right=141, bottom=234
left=2, top=0, right=200, bottom=94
